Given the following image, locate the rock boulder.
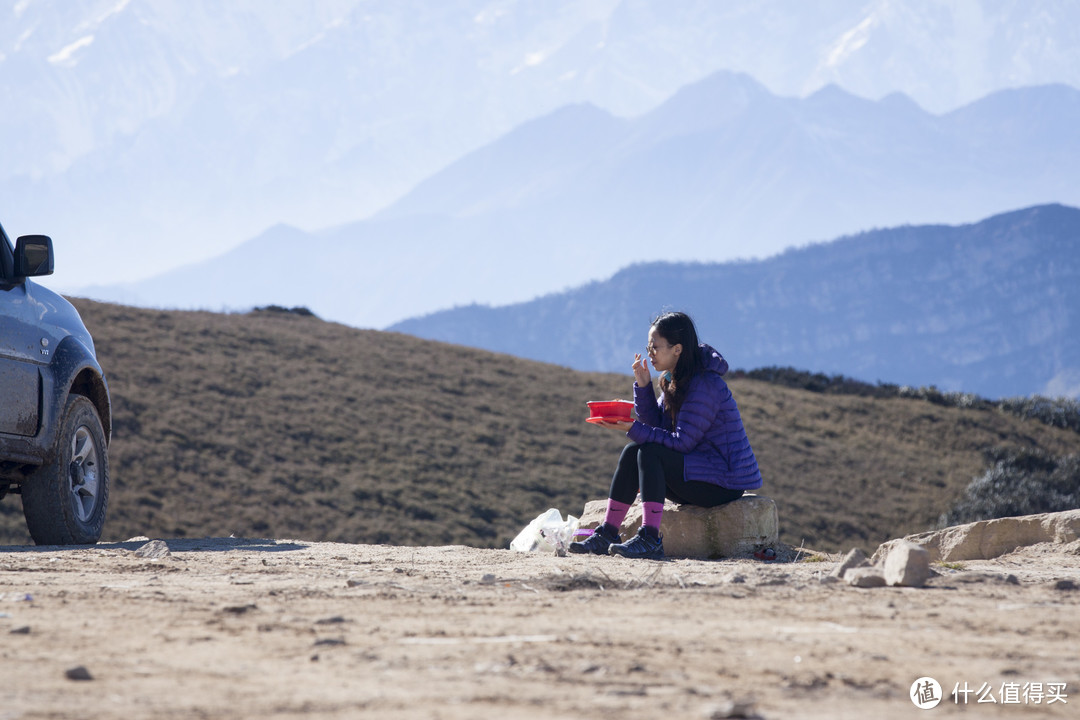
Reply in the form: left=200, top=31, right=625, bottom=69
left=882, top=540, right=931, bottom=587
left=874, top=509, right=1080, bottom=563
left=846, top=567, right=887, bottom=588
left=831, top=548, right=870, bottom=578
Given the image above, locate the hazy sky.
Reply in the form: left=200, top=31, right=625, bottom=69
left=3, top=0, right=1077, bottom=298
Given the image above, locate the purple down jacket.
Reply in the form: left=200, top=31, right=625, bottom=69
left=627, top=344, right=763, bottom=490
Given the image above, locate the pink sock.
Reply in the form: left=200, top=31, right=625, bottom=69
left=603, top=499, right=632, bottom=531
left=643, top=502, right=664, bottom=534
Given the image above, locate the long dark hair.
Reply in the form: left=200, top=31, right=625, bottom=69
left=652, top=311, right=703, bottom=422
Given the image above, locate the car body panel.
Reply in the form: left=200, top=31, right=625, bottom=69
left=0, top=223, right=110, bottom=475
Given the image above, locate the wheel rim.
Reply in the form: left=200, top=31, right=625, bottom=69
left=68, top=425, right=100, bottom=523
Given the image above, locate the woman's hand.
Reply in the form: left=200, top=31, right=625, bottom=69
left=632, top=353, right=652, bottom=388
left=598, top=419, right=634, bottom=431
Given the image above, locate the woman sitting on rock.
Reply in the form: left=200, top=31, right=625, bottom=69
left=570, top=311, right=762, bottom=560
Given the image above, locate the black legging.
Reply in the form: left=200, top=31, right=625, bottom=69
left=609, top=442, right=744, bottom=507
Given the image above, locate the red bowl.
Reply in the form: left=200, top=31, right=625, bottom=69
left=587, top=400, right=633, bottom=420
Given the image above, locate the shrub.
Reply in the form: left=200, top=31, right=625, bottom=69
left=997, top=396, right=1080, bottom=433
left=732, top=367, right=1080, bottom=435
left=731, top=366, right=897, bottom=398
left=940, top=448, right=1080, bottom=527
left=897, top=385, right=990, bottom=410
left=252, top=305, right=317, bottom=317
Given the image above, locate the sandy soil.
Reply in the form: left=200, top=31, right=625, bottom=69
left=2, top=537, right=1078, bottom=719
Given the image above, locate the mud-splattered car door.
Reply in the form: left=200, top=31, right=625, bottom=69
left=0, top=236, right=46, bottom=437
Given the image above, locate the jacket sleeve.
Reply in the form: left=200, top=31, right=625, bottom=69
left=633, top=381, right=663, bottom=428
left=626, top=376, right=714, bottom=453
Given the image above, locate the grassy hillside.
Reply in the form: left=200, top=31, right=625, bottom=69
left=1, top=299, right=1077, bottom=552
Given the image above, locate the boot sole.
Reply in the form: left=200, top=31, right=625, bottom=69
left=608, top=547, right=665, bottom=560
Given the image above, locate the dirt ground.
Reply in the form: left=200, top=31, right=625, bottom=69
left=1, top=536, right=1078, bottom=719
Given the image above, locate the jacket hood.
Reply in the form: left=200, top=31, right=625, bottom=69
left=699, top=343, right=729, bottom=376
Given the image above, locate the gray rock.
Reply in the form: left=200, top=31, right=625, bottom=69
left=578, top=494, right=779, bottom=559
left=134, top=539, right=171, bottom=559
left=845, top=567, right=887, bottom=588
left=831, top=548, right=869, bottom=578
left=883, top=540, right=931, bottom=587
left=65, top=666, right=93, bottom=681
left=314, top=637, right=346, bottom=647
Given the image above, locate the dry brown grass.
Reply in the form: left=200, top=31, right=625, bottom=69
left=1, top=299, right=1076, bottom=552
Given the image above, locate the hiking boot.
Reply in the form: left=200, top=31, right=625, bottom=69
left=608, top=527, right=665, bottom=560
left=568, top=523, right=620, bottom=555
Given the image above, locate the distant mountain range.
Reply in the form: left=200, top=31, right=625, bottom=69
left=82, top=76, right=1080, bottom=338
left=390, top=204, right=1080, bottom=401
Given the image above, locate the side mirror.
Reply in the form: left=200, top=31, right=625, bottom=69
left=14, top=235, right=54, bottom=277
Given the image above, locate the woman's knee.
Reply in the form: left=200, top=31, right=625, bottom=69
left=635, top=442, right=665, bottom=464
left=618, top=442, right=644, bottom=463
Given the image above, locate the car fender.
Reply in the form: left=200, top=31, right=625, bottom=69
left=36, top=335, right=112, bottom=460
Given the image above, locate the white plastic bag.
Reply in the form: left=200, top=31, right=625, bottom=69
left=509, top=508, right=580, bottom=554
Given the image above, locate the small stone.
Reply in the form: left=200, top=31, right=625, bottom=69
left=846, top=567, right=887, bottom=588
left=831, top=548, right=869, bottom=578
left=315, top=616, right=347, bottom=625
left=709, top=698, right=760, bottom=719
left=222, top=604, right=257, bottom=615
left=883, top=541, right=930, bottom=587
left=65, top=666, right=93, bottom=681
left=1053, top=578, right=1078, bottom=591
left=134, top=539, right=171, bottom=559
left=9, top=626, right=31, bottom=635
left=314, top=637, right=346, bottom=647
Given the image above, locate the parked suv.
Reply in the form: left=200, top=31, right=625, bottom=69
left=0, top=222, right=111, bottom=545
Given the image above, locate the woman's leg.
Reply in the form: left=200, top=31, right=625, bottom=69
left=603, top=442, right=679, bottom=529
left=616, top=442, right=742, bottom=509
left=634, top=443, right=683, bottom=536
left=569, top=444, right=642, bottom=555
left=608, top=443, right=642, bottom=505
left=598, top=443, right=642, bottom=531
left=604, top=443, right=677, bottom=559
left=635, top=443, right=682, bottom=503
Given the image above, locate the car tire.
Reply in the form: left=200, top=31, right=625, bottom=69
left=21, top=394, right=110, bottom=545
